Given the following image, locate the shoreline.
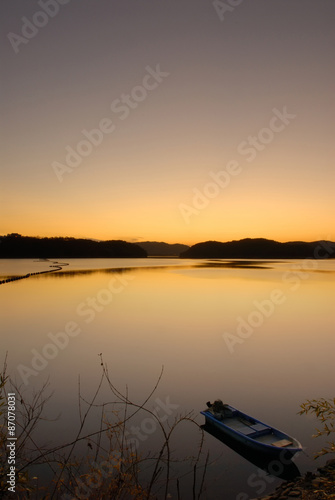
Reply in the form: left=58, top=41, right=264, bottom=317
left=254, top=459, right=335, bottom=499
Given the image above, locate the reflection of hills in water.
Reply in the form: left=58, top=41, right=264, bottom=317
left=1, top=263, right=188, bottom=281
left=46, top=265, right=191, bottom=278
left=33, top=260, right=275, bottom=279
left=202, top=424, right=301, bottom=481
left=196, top=260, right=275, bottom=269
left=48, top=267, right=135, bottom=277
left=2, top=258, right=334, bottom=284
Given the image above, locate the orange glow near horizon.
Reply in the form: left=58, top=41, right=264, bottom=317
left=2, top=158, right=334, bottom=246
left=1, top=3, right=334, bottom=247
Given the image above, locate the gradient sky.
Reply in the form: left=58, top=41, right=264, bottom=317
left=1, top=0, right=334, bottom=245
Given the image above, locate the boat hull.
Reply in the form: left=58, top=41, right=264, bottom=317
left=201, top=423, right=301, bottom=480
left=201, top=405, right=302, bottom=459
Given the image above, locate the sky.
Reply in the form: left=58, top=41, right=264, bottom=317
left=1, top=0, right=334, bottom=246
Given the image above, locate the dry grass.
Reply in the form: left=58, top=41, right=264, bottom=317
left=1, top=355, right=209, bottom=499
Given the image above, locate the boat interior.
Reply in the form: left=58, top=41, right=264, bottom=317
left=209, top=409, right=294, bottom=448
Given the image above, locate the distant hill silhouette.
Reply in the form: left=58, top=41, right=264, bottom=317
left=0, top=234, right=147, bottom=258
left=138, top=241, right=189, bottom=256
left=180, top=238, right=335, bottom=259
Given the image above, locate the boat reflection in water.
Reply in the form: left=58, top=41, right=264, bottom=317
left=202, top=424, right=301, bottom=481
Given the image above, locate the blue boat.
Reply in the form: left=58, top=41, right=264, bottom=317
left=201, top=401, right=302, bottom=459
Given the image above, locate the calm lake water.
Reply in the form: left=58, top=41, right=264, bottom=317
left=1, top=258, right=335, bottom=499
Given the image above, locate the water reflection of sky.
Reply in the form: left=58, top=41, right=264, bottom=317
left=1, top=259, right=334, bottom=499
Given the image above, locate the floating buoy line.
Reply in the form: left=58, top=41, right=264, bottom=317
left=0, top=261, right=69, bottom=285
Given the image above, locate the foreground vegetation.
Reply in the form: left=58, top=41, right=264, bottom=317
left=1, top=352, right=335, bottom=499
left=0, top=356, right=208, bottom=499
left=257, top=398, right=335, bottom=500
left=299, top=398, right=335, bottom=458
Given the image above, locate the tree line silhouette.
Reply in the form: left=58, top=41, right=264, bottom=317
left=0, top=234, right=147, bottom=258
left=180, top=238, right=335, bottom=259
